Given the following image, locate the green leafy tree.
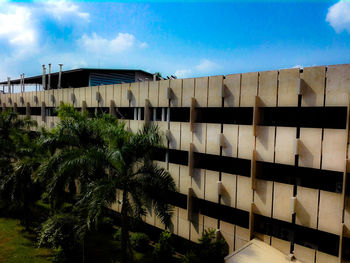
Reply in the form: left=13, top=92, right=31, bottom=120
left=0, top=110, right=42, bottom=228
left=37, top=105, right=176, bottom=263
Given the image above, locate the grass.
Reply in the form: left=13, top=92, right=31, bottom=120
left=0, top=218, right=53, bottom=263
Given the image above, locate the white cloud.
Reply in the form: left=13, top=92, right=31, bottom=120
left=195, top=59, right=218, bottom=72
left=139, top=42, right=148, bottom=48
left=0, top=3, right=37, bottom=49
left=175, top=69, right=192, bottom=78
left=80, top=33, right=139, bottom=54
left=175, top=59, right=219, bottom=78
left=43, top=0, right=90, bottom=21
left=326, top=0, right=350, bottom=33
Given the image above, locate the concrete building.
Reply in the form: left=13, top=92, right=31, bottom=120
left=1, top=64, right=350, bottom=262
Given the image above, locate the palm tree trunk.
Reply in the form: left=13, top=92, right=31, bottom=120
left=121, top=190, right=130, bottom=263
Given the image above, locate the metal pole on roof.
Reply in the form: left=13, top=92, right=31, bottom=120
left=42, top=65, right=46, bottom=90
left=58, top=64, right=63, bottom=89
left=7, top=77, right=10, bottom=94
left=48, top=63, right=51, bottom=90
left=22, top=73, right=25, bottom=92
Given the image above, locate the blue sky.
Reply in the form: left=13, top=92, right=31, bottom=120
left=0, top=0, right=350, bottom=81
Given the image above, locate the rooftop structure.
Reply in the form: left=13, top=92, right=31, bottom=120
left=0, top=67, right=156, bottom=92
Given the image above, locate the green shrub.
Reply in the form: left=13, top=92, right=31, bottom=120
left=130, top=232, right=150, bottom=252
left=182, top=228, right=228, bottom=263
left=52, top=247, right=66, bottom=263
left=153, top=230, right=174, bottom=262
left=113, top=227, right=122, bottom=241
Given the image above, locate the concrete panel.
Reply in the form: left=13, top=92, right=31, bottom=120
left=344, top=196, right=350, bottom=237
left=273, top=182, right=293, bottom=223
left=222, top=124, right=239, bottom=158
left=296, top=186, right=318, bottom=229
left=237, top=125, right=255, bottom=160
left=129, top=120, right=141, bottom=133
left=294, top=244, right=316, bottom=263
left=203, top=216, right=218, bottom=232
left=120, top=83, right=130, bottom=107
left=159, top=79, right=170, bottom=107
left=192, top=169, right=205, bottom=199
left=182, top=78, right=195, bottom=107
left=98, top=85, right=106, bottom=107
left=256, top=126, right=275, bottom=162
left=73, top=88, right=81, bottom=107
left=275, top=127, right=296, bottom=165
left=235, top=226, right=249, bottom=251
left=145, top=207, right=156, bottom=226
left=129, top=82, right=138, bottom=107
left=220, top=221, right=235, bottom=253
left=254, top=232, right=271, bottom=245
left=194, top=77, right=209, bottom=107
left=301, top=66, right=326, bottom=107
left=240, top=72, right=258, bottom=107
left=205, top=170, right=219, bottom=203
left=236, top=175, right=253, bottom=212
left=221, top=173, right=236, bottom=208
left=105, top=85, right=114, bottom=107
left=169, top=122, right=181, bottom=150
left=208, top=75, right=224, bottom=107
left=271, top=237, right=290, bottom=255
left=148, top=81, right=159, bottom=107
left=178, top=208, right=190, bottom=239
left=190, top=214, right=204, bottom=243
left=318, top=190, right=342, bottom=235
left=299, top=128, right=322, bottom=169
left=24, top=91, right=31, bottom=106
left=139, top=81, right=149, bottom=107
left=169, top=163, right=180, bottom=190
left=179, top=165, right=191, bottom=195
left=258, top=70, right=278, bottom=106
left=254, top=179, right=273, bottom=217
left=85, top=87, right=92, bottom=107
left=170, top=79, right=182, bottom=107
left=169, top=207, right=178, bottom=234
left=322, top=129, right=347, bottom=172
left=316, top=251, right=338, bottom=263
left=223, top=73, right=241, bottom=107
left=64, top=88, right=74, bottom=106
left=278, top=68, right=300, bottom=107
left=206, top=123, right=221, bottom=155
left=180, top=122, right=192, bottom=151
left=113, top=84, right=122, bottom=107
left=193, top=123, right=207, bottom=153
left=155, top=216, right=165, bottom=230
left=326, top=64, right=350, bottom=106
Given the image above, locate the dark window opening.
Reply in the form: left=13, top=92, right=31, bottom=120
left=168, top=149, right=188, bottom=166
left=259, top=107, right=347, bottom=129
left=195, top=107, right=253, bottom=125
left=256, top=161, right=343, bottom=193
left=194, top=152, right=251, bottom=177
left=169, top=108, right=190, bottom=122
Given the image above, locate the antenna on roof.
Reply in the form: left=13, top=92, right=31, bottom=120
left=58, top=64, right=63, bottom=89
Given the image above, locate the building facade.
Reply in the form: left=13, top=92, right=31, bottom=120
left=1, top=64, right=350, bottom=262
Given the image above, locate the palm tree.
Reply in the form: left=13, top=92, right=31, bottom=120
left=0, top=110, right=41, bottom=227
left=37, top=105, right=176, bottom=262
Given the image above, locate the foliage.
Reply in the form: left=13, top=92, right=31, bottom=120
left=130, top=232, right=150, bottom=252
left=153, top=230, right=175, bottom=262
left=182, top=229, right=229, bottom=263
left=35, top=104, right=176, bottom=263
left=0, top=110, right=43, bottom=228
